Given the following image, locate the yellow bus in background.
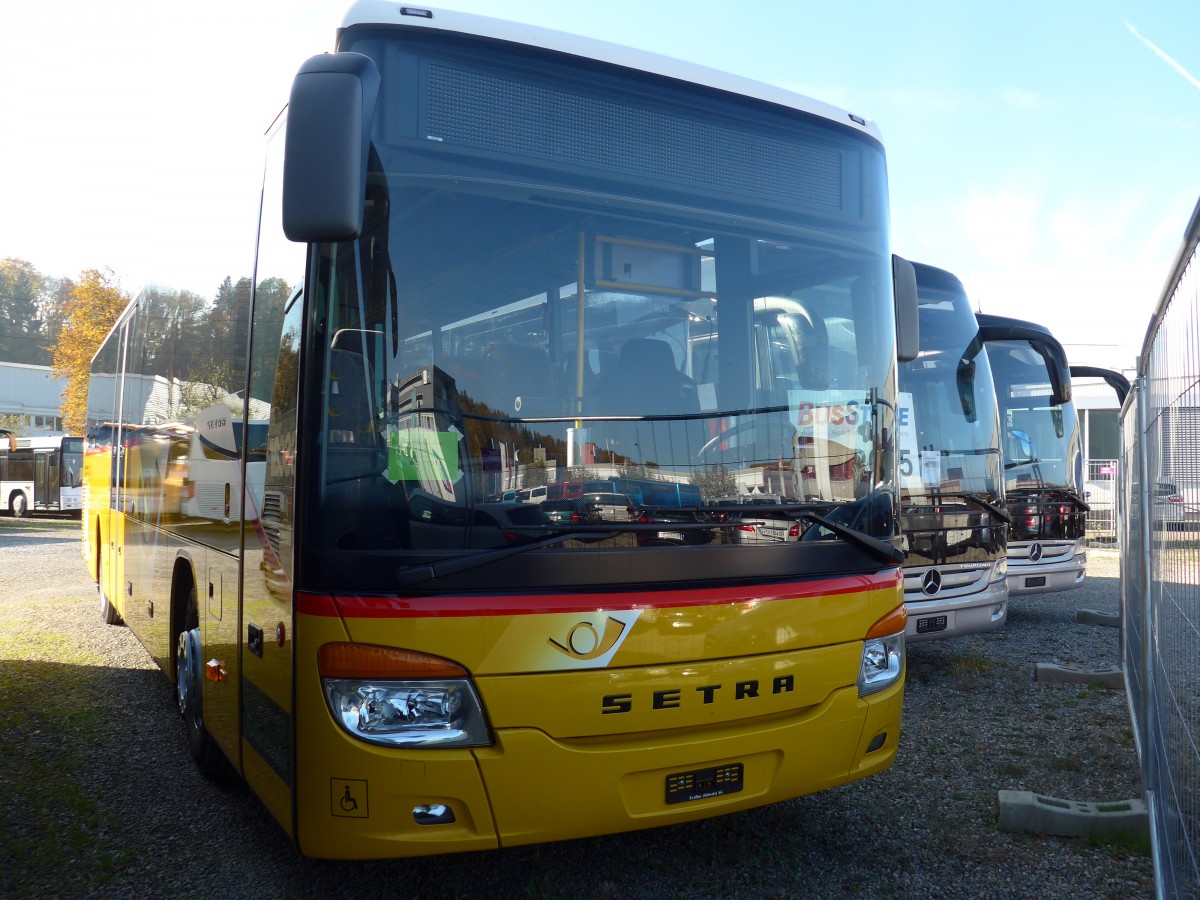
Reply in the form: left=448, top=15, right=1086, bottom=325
left=83, top=2, right=918, bottom=859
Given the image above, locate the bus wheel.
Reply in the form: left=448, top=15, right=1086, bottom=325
left=10, top=492, right=28, bottom=518
left=98, top=543, right=122, bottom=626
left=176, top=585, right=231, bottom=779
left=99, top=587, right=123, bottom=626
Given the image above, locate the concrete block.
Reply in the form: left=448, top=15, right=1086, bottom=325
left=1076, top=608, right=1120, bottom=628
left=1034, top=663, right=1124, bottom=689
left=998, top=790, right=1148, bottom=839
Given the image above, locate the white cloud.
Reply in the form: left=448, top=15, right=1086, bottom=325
left=894, top=186, right=1185, bottom=369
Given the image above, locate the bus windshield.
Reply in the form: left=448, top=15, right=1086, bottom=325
left=302, top=49, right=900, bottom=588
left=986, top=340, right=1082, bottom=497
left=898, top=267, right=1002, bottom=504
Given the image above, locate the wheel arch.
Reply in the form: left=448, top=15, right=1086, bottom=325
left=169, top=553, right=199, bottom=683
left=9, top=488, right=30, bottom=517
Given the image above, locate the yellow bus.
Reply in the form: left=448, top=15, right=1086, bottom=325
left=83, top=3, right=918, bottom=859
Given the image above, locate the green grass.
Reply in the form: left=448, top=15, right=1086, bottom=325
left=0, top=578, right=139, bottom=891
left=0, top=658, right=139, bottom=891
left=997, top=762, right=1026, bottom=778
left=949, top=652, right=991, bottom=677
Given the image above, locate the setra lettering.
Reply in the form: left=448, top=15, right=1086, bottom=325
left=600, top=676, right=795, bottom=713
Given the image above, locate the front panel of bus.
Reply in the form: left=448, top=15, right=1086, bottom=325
left=243, top=16, right=909, bottom=858
left=897, top=265, right=1006, bottom=641
left=986, top=340, right=1086, bottom=595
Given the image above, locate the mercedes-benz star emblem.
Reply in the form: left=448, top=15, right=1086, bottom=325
left=1029, top=542, right=1043, bottom=562
left=921, top=569, right=942, bottom=596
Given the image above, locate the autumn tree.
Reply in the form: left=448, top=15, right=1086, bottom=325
left=52, top=269, right=129, bottom=434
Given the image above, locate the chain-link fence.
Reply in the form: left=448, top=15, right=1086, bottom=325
left=1121, top=196, right=1200, bottom=899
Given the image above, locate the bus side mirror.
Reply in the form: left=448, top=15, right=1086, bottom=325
left=892, top=255, right=919, bottom=362
left=282, top=52, right=381, bottom=243
left=1029, top=338, right=1072, bottom=406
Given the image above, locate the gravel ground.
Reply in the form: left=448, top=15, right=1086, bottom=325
left=0, top=516, right=1153, bottom=899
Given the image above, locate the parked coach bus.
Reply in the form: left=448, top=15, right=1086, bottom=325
left=977, top=314, right=1090, bottom=595
left=897, top=265, right=1008, bottom=640
left=84, top=3, right=919, bottom=859
left=1, top=434, right=83, bottom=517
left=978, top=317, right=1129, bottom=597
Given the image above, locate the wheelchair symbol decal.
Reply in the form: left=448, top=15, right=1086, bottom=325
left=331, top=778, right=369, bottom=818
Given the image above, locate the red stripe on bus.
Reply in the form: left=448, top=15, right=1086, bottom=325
left=297, top=569, right=901, bottom=619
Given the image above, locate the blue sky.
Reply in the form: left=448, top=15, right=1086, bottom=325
left=2, top=0, right=1197, bottom=370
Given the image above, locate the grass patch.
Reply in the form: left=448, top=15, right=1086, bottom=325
left=997, top=761, right=1026, bottom=778
left=1047, top=755, right=1083, bottom=773
left=949, top=653, right=991, bottom=677
left=0, top=660, right=137, bottom=892
left=1084, top=831, right=1154, bottom=857
left=0, top=597, right=107, bottom=666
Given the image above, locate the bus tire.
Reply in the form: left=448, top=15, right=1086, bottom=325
left=10, top=492, right=28, bottom=518
left=97, top=541, right=122, bottom=626
left=176, top=585, right=232, bottom=780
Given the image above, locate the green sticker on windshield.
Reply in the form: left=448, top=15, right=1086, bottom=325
left=386, top=427, right=461, bottom=493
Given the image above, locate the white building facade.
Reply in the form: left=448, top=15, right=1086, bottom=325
left=0, top=362, right=67, bottom=436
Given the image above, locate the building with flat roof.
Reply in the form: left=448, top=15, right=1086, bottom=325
left=0, top=361, right=66, bottom=436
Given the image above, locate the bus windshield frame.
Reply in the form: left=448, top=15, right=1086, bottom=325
left=295, top=28, right=903, bottom=593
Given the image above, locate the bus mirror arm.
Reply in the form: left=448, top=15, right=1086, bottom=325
left=1069, top=365, right=1130, bottom=406
left=282, top=52, right=381, bottom=243
left=977, top=315, right=1072, bottom=406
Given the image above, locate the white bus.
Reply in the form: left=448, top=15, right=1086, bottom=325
left=978, top=316, right=1124, bottom=595
left=0, top=434, right=83, bottom=516
left=897, top=265, right=1008, bottom=640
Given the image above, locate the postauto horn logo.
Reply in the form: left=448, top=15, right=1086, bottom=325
left=549, top=616, right=631, bottom=661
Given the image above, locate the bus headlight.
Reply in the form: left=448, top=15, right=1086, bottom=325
left=858, top=635, right=904, bottom=696
left=323, top=679, right=491, bottom=747
left=858, top=605, right=905, bottom=697
left=990, top=556, right=1008, bottom=583
left=319, top=643, right=492, bottom=748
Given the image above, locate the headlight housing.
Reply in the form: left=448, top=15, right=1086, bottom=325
left=319, top=643, right=492, bottom=748
left=858, top=634, right=904, bottom=695
left=858, top=605, right=906, bottom=697
left=990, top=556, right=1008, bottom=583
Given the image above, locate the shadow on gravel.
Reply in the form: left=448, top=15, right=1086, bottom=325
left=0, top=658, right=269, bottom=896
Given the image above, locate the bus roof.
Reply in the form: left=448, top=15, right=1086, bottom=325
left=337, top=3, right=882, bottom=142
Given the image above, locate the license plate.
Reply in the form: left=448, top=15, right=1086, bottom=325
left=660, top=531, right=685, bottom=542
left=1025, top=576, right=1046, bottom=588
left=666, top=763, right=744, bottom=804
left=916, top=615, right=948, bottom=634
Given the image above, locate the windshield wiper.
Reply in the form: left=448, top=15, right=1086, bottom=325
left=700, top=501, right=904, bottom=564
left=395, top=529, right=620, bottom=587
left=918, top=491, right=1012, bottom=524
left=798, top=510, right=906, bottom=565
left=1038, top=487, right=1090, bottom=513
